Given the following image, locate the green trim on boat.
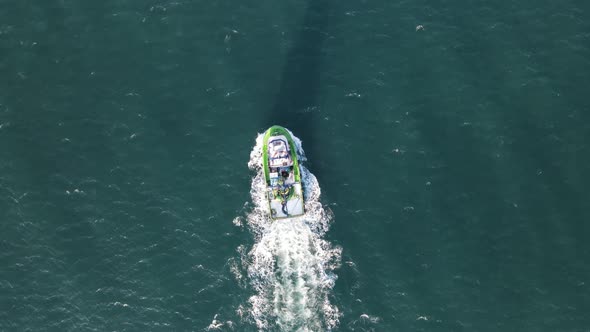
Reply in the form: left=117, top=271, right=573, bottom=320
left=262, top=125, right=301, bottom=185
left=262, top=125, right=305, bottom=219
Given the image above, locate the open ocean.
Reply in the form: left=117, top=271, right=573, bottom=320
left=1, top=0, right=590, bottom=331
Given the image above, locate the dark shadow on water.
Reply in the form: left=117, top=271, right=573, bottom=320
left=264, top=0, right=332, bottom=172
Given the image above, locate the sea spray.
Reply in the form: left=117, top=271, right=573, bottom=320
left=239, top=130, right=341, bottom=331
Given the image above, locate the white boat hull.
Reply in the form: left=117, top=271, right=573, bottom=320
left=268, top=183, right=304, bottom=219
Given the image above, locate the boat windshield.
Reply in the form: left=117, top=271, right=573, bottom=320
left=268, top=137, right=293, bottom=167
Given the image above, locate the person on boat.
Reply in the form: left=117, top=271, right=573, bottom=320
left=281, top=170, right=289, bottom=178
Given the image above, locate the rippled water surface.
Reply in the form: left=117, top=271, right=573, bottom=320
left=1, top=0, right=589, bottom=331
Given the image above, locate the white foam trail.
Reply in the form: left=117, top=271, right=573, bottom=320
left=240, top=130, right=341, bottom=331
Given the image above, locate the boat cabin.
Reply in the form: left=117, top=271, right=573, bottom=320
left=268, top=136, right=293, bottom=168
left=268, top=136, right=295, bottom=186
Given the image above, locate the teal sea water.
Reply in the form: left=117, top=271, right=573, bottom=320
left=1, top=0, right=590, bottom=331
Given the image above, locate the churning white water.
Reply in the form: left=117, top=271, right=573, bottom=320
left=239, top=131, right=341, bottom=331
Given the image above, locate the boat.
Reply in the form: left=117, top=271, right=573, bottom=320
left=262, top=125, right=305, bottom=219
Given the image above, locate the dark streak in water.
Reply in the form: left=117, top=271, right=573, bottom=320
left=265, top=0, right=332, bottom=170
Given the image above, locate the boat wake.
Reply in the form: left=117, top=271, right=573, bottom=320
left=236, top=131, right=341, bottom=331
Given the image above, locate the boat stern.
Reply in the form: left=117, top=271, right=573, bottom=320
left=268, top=183, right=304, bottom=219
